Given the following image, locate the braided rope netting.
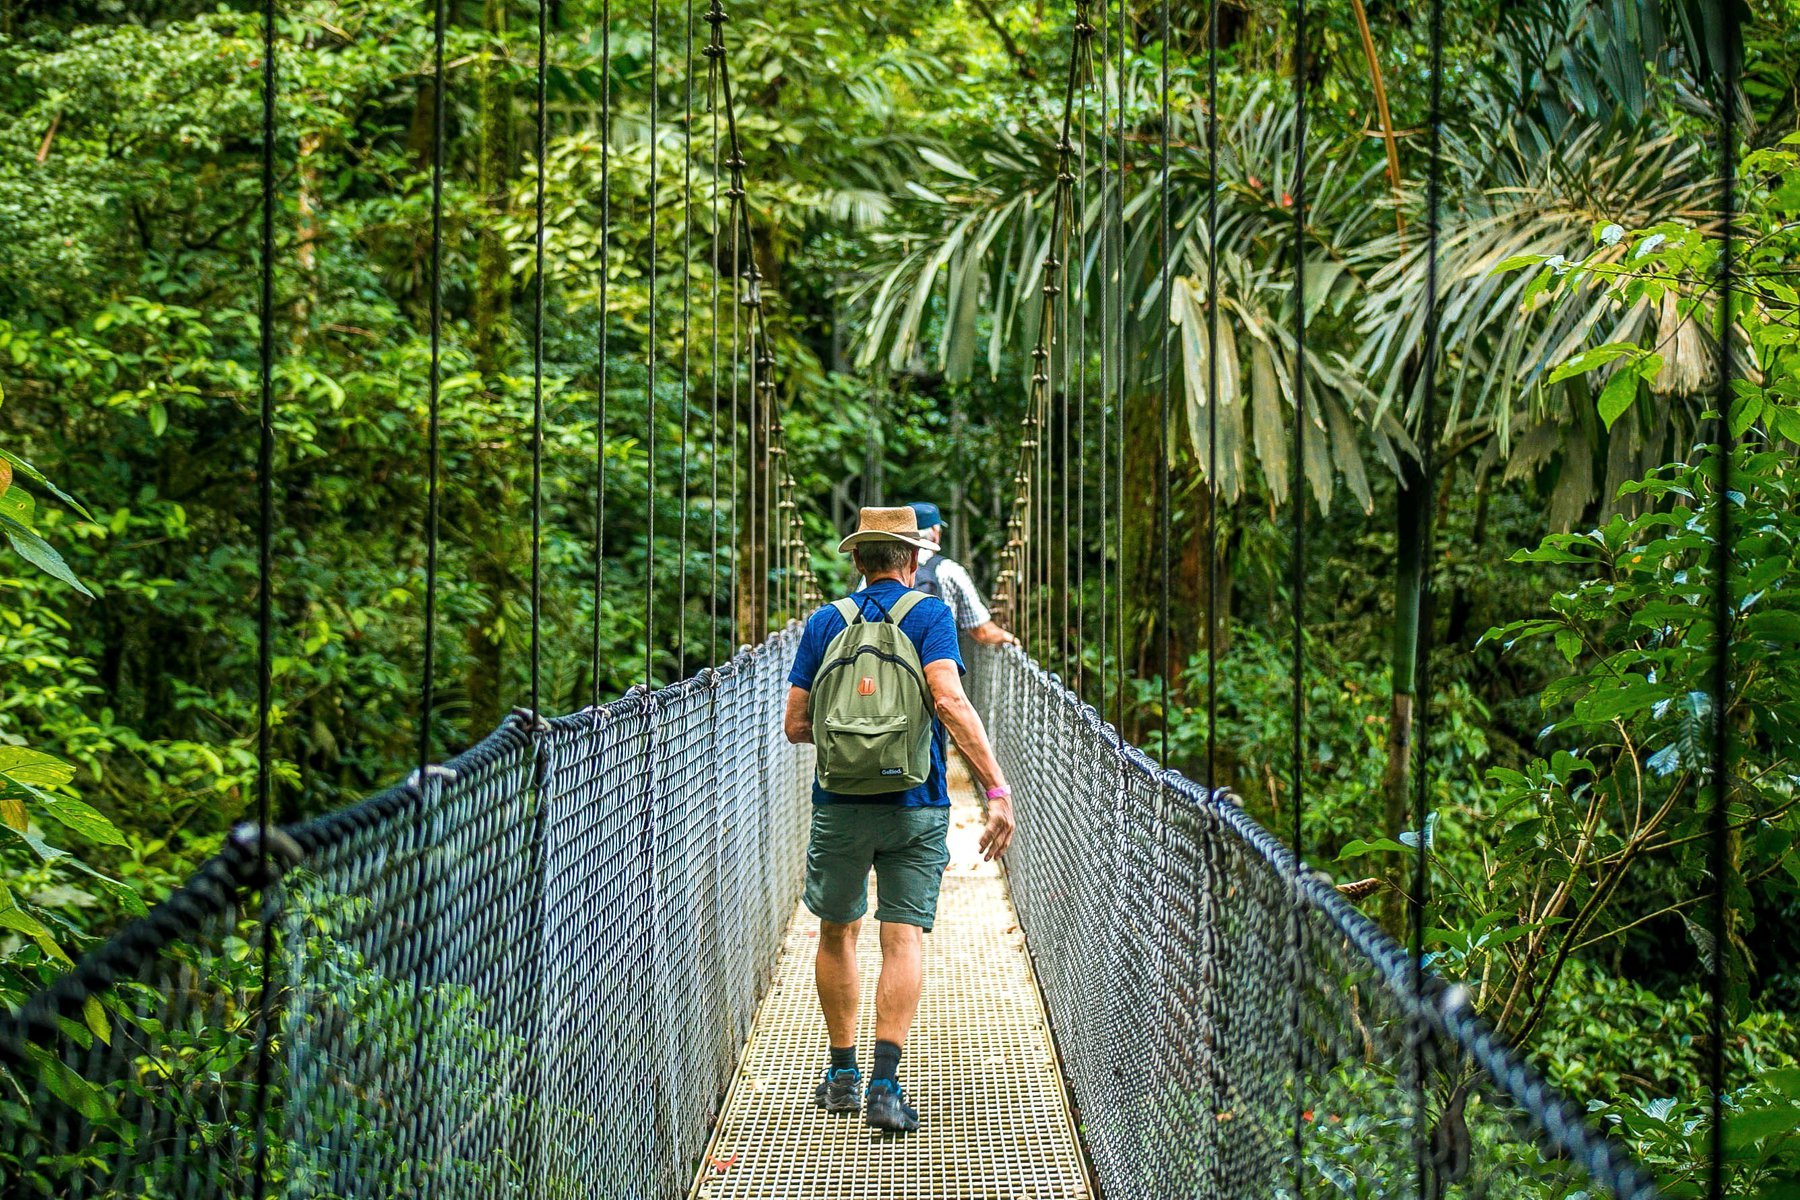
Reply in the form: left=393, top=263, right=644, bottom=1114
left=965, top=642, right=1658, bottom=1200
left=1, top=630, right=811, bottom=1200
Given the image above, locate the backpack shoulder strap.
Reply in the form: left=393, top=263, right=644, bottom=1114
left=830, top=597, right=863, bottom=627
left=885, top=589, right=928, bottom=626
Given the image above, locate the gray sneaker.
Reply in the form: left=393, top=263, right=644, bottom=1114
left=814, top=1067, right=862, bottom=1114
left=865, top=1078, right=919, bottom=1133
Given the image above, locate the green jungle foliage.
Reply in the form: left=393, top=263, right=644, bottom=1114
left=1, top=0, right=1797, bottom=1192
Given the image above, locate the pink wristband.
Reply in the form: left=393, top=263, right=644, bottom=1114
left=985, top=785, right=1011, bottom=801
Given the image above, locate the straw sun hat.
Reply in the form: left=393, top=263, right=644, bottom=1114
left=836, top=506, right=938, bottom=555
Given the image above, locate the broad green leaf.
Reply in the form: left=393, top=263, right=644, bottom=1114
left=1745, top=610, right=1800, bottom=643
left=1547, top=344, right=1634, bottom=385
left=0, top=883, right=54, bottom=940
left=24, top=1045, right=116, bottom=1122
left=0, top=514, right=94, bottom=597
left=0, top=822, right=70, bottom=863
left=0, top=483, right=31, bottom=528
left=0, top=449, right=91, bottom=519
left=40, top=793, right=127, bottom=846
left=1772, top=404, right=1800, bottom=444
left=1489, top=254, right=1549, bottom=274
left=0, top=746, right=78, bottom=788
left=86, top=871, right=148, bottom=918
left=1728, top=391, right=1765, bottom=438
left=1595, top=368, right=1638, bottom=430
left=1572, top=679, right=1667, bottom=724
left=1510, top=545, right=1590, bottom=565
left=918, top=147, right=976, bottom=180
left=0, top=883, right=70, bottom=965
left=84, top=995, right=111, bottom=1047
left=1337, top=837, right=1409, bottom=860
left=1724, top=1101, right=1800, bottom=1151
left=1250, top=342, right=1287, bottom=499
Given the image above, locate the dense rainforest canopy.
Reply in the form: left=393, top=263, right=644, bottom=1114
left=2, top=0, right=1798, bottom=1189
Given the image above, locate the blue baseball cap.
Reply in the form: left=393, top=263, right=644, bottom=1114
left=908, top=501, right=944, bottom=530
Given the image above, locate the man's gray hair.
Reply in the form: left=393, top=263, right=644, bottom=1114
left=853, top=541, right=914, bottom=577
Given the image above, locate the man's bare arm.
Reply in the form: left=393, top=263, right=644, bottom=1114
left=783, top=685, right=813, bottom=744
left=968, top=619, right=1018, bottom=646
left=923, top=659, right=1014, bottom=859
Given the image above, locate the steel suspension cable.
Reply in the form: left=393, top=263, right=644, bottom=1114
left=677, top=0, right=694, bottom=673
left=997, top=1, right=1089, bottom=654
left=249, top=0, right=278, bottom=1193
left=1707, top=12, right=1741, bottom=1198
left=1076, top=6, right=1095, bottom=687
left=709, top=0, right=815, bottom=627
left=1201, top=14, right=1223, bottom=1187
left=530, top=0, right=548, bottom=718
left=645, top=0, right=660, bottom=685
left=1058, top=170, right=1070, bottom=678
left=1060, top=51, right=1076, bottom=684
left=1075, top=2, right=1094, bottom=699
left=1204, top=0, right=1219, bottom=802
left=729, top=184, right=741, bottom=640
left=1113, top=0, right=1126, bottom=741
left=707, top=9, right=722, bottom=665
left=593, top=0, right=612, bottom=704
left=724, top=24, right=740, bottom=646
left=1038, top=326, right=1047, bottom=652
left=1410, top=0, right=1445, bottom=1191
left=1036, top=301, right=1046, bottom=655
left=421, top=0, right=446, bottom=770
left=409, top=0, right=450, bottom=1167
left=1288, top=0, right=1310, bottom=1191
left=1087, top=0, right=1101, bottom=712
left=1157, top=0, right=1170, bottom=764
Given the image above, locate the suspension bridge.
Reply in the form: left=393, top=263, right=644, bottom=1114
left=0, top=0, right=1746, bottom=1197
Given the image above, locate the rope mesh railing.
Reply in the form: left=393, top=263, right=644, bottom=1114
left=1, top=630, right=812, bottom=1200
left=965, top=641, right=1658, bottom=1200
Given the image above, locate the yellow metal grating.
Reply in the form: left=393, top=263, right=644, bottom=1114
left=693, top=771, right=1091, bottom=1200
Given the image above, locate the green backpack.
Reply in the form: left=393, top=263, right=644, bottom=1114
left=810, top=591, right=935, bottom=795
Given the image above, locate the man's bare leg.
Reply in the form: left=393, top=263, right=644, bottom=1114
left=874, top=921, right=923, bottom=1045
left=815, top=918, right=861, bottom=1047
left=867, top=921, right=924, bottom=1130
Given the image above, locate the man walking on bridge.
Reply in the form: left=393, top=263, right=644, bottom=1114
left=902, top=500, right=1018, bottom=648
left=783, top=506, right=1015, bottom=1134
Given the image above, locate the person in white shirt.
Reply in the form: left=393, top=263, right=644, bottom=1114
left=900, top=501, right=1018, bottom=647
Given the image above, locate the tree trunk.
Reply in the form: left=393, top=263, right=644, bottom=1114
left=472, top=0, right=513, bottom=370
left=1379, top=451, right=1429, bottom=934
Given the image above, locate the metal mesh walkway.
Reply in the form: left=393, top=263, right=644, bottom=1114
left=693, top=761, right=1091, bottom=1200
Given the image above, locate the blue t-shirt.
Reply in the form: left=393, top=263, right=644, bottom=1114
left=788, top=579, right=964, bottom=808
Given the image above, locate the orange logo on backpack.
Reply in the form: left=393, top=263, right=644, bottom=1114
left=858, top=677, right=876, bottom=696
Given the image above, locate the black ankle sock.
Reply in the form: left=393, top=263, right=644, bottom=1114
left=871, top=1039, right=902, bottom=1084
left=830, top=1045, right=858, bottom=1073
